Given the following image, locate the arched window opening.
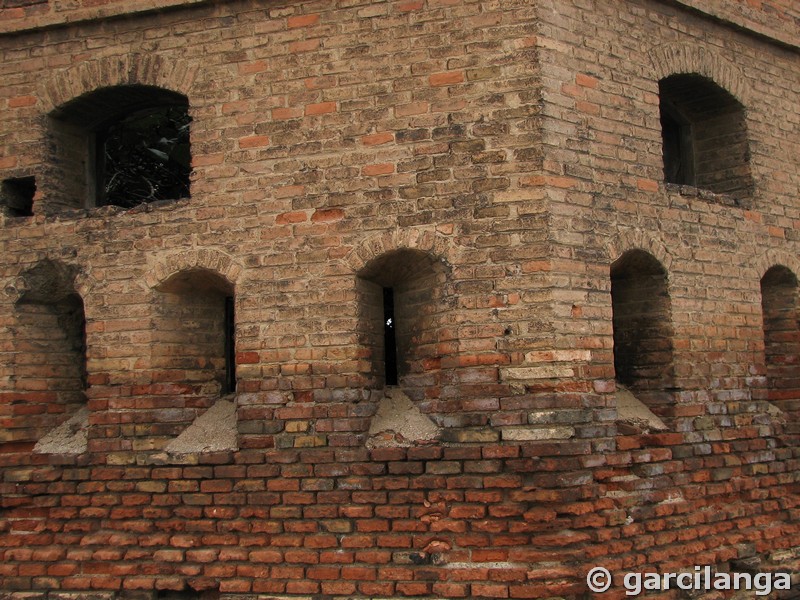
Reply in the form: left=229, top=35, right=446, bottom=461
left=611, top=250, right=675, bottom=408
left=154, top=268, right=235, bottom=398
left=48, top=85, right=191, bottom=212
left=761, top=266, right=800, bottom=422
left=357, top=249, right=446, bottom=390
left=12, top=260, right=87, bottom=442
left=659, top=74, right=752, bottom=200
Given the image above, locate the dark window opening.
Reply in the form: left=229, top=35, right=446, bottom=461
left=224, top=295, right=236, bottom=394
left=660, top=105, right=694, bottom=186
left=658, top=74, right=752, bottom=200
left=611, top=250, right=674, bottom=404
left=1, top=176, right=35, bottom=217
left=98, top=105, right=191, bottom=208
left=761, top=266, right=800, bottom=422
left=48, top=85, right=191, bottom=212
left=383, top=287, right=398, bottom=386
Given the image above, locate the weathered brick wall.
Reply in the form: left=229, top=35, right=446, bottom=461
left=537, top=0, right=800, bottom=409
left=533, top=0, right=800, bottom=591
left=0, top=0, right=799, bottom=597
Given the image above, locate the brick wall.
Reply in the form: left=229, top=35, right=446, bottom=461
left=0, top=0, right=799, bottom=597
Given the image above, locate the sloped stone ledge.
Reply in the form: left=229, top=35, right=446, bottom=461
left=366, top=388, right=441, bottom=449
left=33, top=407, right=89, bottom=455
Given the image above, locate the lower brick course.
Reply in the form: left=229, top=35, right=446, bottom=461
left=0, top=421, right=798, bottom=598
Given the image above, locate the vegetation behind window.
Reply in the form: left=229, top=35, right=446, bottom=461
left=48, top=86, right=191, bottom=213
left=100, top=105, right=191, bottom=208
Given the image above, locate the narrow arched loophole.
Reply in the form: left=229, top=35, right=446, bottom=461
left=154, top=268, right=236, bottom=396
left=12, top=259, right=88, bottom=446
left=761, top=265, right=800, bottom=425
left=356, top=249, right=447, bottom=390
left=611, top=250, right=676, bottom=414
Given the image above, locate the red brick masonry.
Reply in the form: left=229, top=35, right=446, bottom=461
left=0, top=0, right=799, bottom=597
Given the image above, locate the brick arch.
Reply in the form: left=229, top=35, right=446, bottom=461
left=10, top=258, right=89, bottom=430
left=648, top=43, right=749, bottom=105
left=349, top=229, right=455, bottom=392
left=608, top=242, right=676, bottom=405
left=757, top=254, right=800, bottom=424
left=6, top=258, right=102, bottom=321
left=145, top=249, right=243, bottom=290
left=73, top=270, right=99, bottom=305
left=344, top=227, right=454, bottom=274
left=748, top=250, right=800, bottom=284
left=9, top=258, right=80, bottom=303
left=605, top=230, right=674, bottom=272
left=40, top=53, right=199, bottom=113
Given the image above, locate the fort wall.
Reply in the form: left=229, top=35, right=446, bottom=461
left=0, top=0, right=798, bottom=597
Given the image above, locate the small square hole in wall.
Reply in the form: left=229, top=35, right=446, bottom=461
left=1, top=176, right=36, bottom=217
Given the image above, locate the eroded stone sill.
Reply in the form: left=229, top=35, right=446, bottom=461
left=2, top=197, right=189, bottom=227
left=664, top=182, right=749, bottom=209
left=0, top=0, right=210, bottom=36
